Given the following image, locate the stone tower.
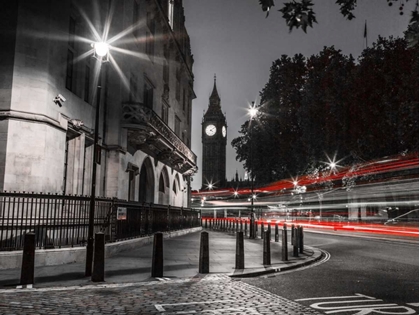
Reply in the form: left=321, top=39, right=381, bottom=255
left=201, top=75, right=227, bottom=189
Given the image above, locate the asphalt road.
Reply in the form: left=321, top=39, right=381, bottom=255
left=243, top=230, right=419, bottom=314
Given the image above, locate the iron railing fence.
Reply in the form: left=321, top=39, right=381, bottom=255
left=0, top=191, right=200, bottom=251
left=112, top=201, right=201, bottom=241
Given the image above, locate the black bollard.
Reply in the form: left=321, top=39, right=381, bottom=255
left=263, top=230, right=271, bottom=265
left=235, top=231, right=245, bottom=269
left=240, top=220, right=243, bottom=232
left=291, top=224, right=295, bottom=245
left=205, top=219, right=208, bottom=229
left=267, top=222, right=272, bottom=241
left=199, top=231, right=210, bottom=273
left=92, top=232, right=105, bottom=282
left=244, top=220, right=248, bottom=236
left=274, top=223, right=279, bottom=242
left=260, top=222, right=264, bottom=239
left=293, top=227, right=299, bottom=257
left=20, top=233, right=35, bottom=286
left=299, top=226, right=304, bottom=253
left=282, top=225, right=288, bottom=261
left=151, top=232, right=164, bottom=277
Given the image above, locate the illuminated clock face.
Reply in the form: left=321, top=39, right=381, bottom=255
left=205, top=124, right=216, bottom=136
left=222, top=126, right=226, bottom=138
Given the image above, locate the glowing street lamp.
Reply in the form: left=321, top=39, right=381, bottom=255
left=86, top=41, right=110, bottom=277
left=93, top=42, right=109, bottom=58
left=248, top=102, right=259, bottom=239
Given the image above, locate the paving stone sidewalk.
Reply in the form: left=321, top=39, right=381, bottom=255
left=0, top=230, right=323, bottom=289
left=0, top=275, right=322, bottom=315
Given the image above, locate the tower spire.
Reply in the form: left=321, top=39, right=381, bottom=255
left=210, top=74, right=220, bottom=102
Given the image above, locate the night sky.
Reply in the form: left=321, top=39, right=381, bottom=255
left=183, top=0, right=415, bottom=190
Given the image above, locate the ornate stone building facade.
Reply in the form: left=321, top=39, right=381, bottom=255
left=201, top=76, right=227, bottom=189
left=0, top=0, right=196, bottom=206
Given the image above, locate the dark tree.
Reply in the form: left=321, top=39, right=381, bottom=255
left=299, top=47, right=355, bottom=165
left=232, top=35, right=418, bottom=183
left=350, top=36, right=418, bottom=158
left=258, top=0, right=418, bottom=44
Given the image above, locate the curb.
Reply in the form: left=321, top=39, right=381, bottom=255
left=229, top=246, right=324, bottom=278
left=0, top=227, right=203, bottom=270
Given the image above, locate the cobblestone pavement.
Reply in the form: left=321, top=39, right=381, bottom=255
left=0, top=275, right=322, bottom=315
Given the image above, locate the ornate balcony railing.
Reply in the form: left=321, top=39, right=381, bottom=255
left=122, top=102, right=197, bottom=175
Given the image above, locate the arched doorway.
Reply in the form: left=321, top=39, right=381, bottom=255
left=158, top=167, right=170, bottom=205
left=139, top=157, right=155, bottom=203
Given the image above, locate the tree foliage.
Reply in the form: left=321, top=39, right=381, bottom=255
left=231, top=36, right=418, bottom=185
left=259, top=0, right=418, bottom=39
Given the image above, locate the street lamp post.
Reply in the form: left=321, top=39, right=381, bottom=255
left=85, top=41, right=109, bottom=277
left=249, top=102, right=258, bottom=239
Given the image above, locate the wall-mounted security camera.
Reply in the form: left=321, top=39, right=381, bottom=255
left=53, top=94, right=66, bottom=106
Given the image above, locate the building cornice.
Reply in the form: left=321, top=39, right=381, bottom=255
left=0, top=109, right=66, bottom=131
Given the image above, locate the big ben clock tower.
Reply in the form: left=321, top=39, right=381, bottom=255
left=202, top=75, right=227, bottom=189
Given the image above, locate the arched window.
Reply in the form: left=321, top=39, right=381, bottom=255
left=139, top=157, right=155, bottom=203
left=172, top=180, right=177, bottom=194
left=158, top=167, right=170, bottom=205
left=159, top=174, right=165, bottom=192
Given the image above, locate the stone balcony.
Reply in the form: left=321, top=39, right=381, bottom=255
left=121, top=102, right=197, bottom=176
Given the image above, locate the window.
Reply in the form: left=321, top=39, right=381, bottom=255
left=144, top=82, right=154, bottom=109
left=146, top=12, right=155, bottom=60
left=147, top=12, right=155, bottom=35
left=168, top=0, right=174, bottom=29
left=66, top=50, right=74, bottom=91
left=145, top=31, right=154, bottom=60
left=68, top=17, right=76, bottom=48
left=133, top=0, right=140, bottom=37
left=187, top=97, right=191, bottom=125
left=163, top=60, right=169, bottom=84
left=175, top=68, right=180, bottom=101
left=175, top=115, right=181, bottom=137
left=159, top=174, right=165, bottom=192
left=84, top=63, right=90, bottom=103
left=163, top=44, right=170, bottom=84
left=161, top=100, right=169, bottom=124
left=66, top=17, right=76, bottom=92
left=127, top=163, right=139, bottom=201
left=130, top=73, right=138, bottom=102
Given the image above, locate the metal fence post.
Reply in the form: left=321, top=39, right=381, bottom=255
left=260, top=221, right=264, bottom=239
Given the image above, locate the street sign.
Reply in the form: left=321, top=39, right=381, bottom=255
left=117, top=207, right=127, bottom=220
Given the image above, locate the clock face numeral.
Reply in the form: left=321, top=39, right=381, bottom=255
left=222, top=126, right=226, bottom=137
left=205, top=124, right=216, bottom=136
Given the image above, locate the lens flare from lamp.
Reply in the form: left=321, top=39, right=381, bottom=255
left=249, top=107, right=258, bottom=118
left=94, top=42, right=109, bottom=57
